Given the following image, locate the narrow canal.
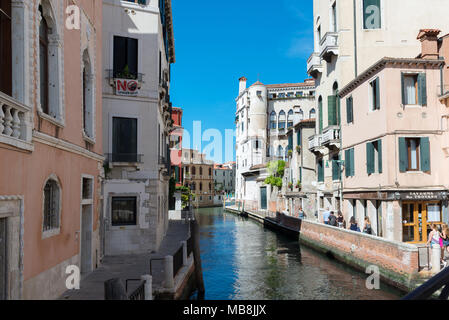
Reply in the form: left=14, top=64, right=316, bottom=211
left=194, top=206, right=403, bottom=300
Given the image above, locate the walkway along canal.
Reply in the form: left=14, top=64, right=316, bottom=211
left=192, top=207, right=402, bottom=300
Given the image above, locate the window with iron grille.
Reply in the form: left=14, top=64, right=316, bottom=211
left=43, top=179, right=60, bottom=232
left=111, top=197, right=137, bottom=226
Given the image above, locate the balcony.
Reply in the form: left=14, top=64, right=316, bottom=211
left=319, top=32, right=339, bottom=62
left=322, top=126, right=340, bottom=148
left=105, top=153, right=143, bottom=164
left=0, top=91, right=33, bottom=151
left=307, top=52, right=323, bottom=78
left=308, top=134, right=325, bottom=155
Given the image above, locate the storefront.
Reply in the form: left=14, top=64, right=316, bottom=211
left=399, top=191, right=449, bottom=244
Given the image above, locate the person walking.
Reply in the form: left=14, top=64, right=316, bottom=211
left=440, top=226, right=449, bottom=268
left=322, top=207, right=331, bottom=225
left=298, top=207, right=306, bottom=220
left=348, top=216, right=360, bottom=232
left=337, top=211, right=345, bottom=228
left=328, top=211, right=337, bottom=227
left=427, top=223, right=442, bottom=268
left=363, top=216, right=373, bottom=235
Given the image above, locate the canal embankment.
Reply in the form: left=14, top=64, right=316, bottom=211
left=224, top=205, right=431, bottom=293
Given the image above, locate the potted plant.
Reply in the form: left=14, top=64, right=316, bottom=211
left=288, top=149, right=293, bottom=157
left=296, top=145, right=301, bottom=154
left=288, top=182, right=293, bottom=191
left=296, top=181, right=301, bottom=191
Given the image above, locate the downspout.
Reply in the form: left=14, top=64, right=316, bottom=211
left=440, top=55, right=444, bottom=96
left=353, top=0, right=358, bottom=77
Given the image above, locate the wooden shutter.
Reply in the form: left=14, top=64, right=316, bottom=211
left=318, top=159, right=324, bottom=182
left=337, top=96, right=341, bottom=125
left=350, top=148, right=355, bottom=176
left=346, top=97, right=353, bottom=123
left=319, top=99, right=323, bottom=133
left=127, top=38, right=138, bottom=78
left=288, top=134, right=293, bottom=151
left=297, top=130, right=301, bottom=148
left=398, top=137, right=407, bottom=172
left=418, top=73, right=427, bottom=106
left=375, top=78, right=380, bottom=110
left=367, top=142, right=374, bottom=175
left=328, top=95, right=337, bottom=126
left=345, top=150, right=351, bottom=177
left=420, top=137, right=430, bottom=173
left=332, top=155, right=340, bottom=180
left=378, top=139, right=383, bottom=174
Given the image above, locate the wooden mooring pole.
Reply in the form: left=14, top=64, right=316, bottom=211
left=190, top=207, right=205, bottom=299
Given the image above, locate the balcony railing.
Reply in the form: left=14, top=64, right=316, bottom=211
left=106, top=69, right=144, bottom=85
left=308, top=134, right=322, bottom=151
left=105, top=153, right=143, bottom=163
left=307, top=52, right=323, bottom=77
left=0, top=91, right=32, bottom=150
left=322, top=126, right=340, bottom=147
left=319, top=32, right=339, bottom=62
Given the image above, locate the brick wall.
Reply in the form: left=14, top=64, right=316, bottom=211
left=300, top=220, right=421, bottom=290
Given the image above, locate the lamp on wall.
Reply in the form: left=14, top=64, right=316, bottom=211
left=394, top=192, right=401, bottom=201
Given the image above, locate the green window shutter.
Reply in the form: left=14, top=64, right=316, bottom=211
left=350, top=148, right=355, bottom=177
left=318, top=159, right=324, bottom=182
left=418, top=73, right=427, bottom=106
left=420, top=137, right=430, bottom=173
left=345, top=150, right=352, bottom=177
left=346, top=97, right=353, bottom=123
left=366, top=142, right=374, bottom=175
left=375, top=78, right=380, bottom=110
left=399, top=137, right=407, bottom=172
left=337, top=96, right=341, bottom=125
left=332, top=155, right=340, bottom=181
left=328, top=95, right=337, bottom=126
left=319, top=100, right=323, bottom=133
left=378, top=139, right=383, bottom=174
left=401, top=73, right=406, bottom=105
left=288, top=134, right=293, bottom=151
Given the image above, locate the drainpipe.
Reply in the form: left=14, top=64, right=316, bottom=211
left=353, top=0, right=358, bottom=77
left=440, top=56, right=445, bottom=96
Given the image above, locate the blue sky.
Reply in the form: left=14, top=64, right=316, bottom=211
left=170, top=0, right=314, bottom=163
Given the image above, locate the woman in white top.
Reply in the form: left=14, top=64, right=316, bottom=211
left=427, top=223, right=441, bottom=249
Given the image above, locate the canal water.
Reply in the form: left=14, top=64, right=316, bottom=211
left=194, top=206, right=403, bottom=300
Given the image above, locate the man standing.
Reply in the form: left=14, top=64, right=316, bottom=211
left=322, top=207, right=331, bottom=225
left=328, top=211, right=337, bottom=227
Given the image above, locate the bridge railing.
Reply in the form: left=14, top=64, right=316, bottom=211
left=402, top=267, right=449, bottom=300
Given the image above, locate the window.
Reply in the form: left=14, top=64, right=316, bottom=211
left=363, top=0, right=381, bottom=29
left=200, top=167, right=203, bottom=175
left=296, top=91, right=303, bottom=97
left=0, top=0, right=12, bottom=95
left=43, top=178, right=61, bottom=232
left=111, top=197, right=137, bottom=226
left=112, top=117, right=138, bottom=162
left=270, top=111, right=277, bottom=129
left=328, top=95, right=339, bottom=125
left=82, top=50, right=94, bottom=139
left=318, top=158, right=324, bottom=182
left=367, top=140, right=382, bottom=175
left=123, top=0, right=147, bottom=4
left=278, top=110, right=286, bottom=130
left=332, top=154, right=341, bottom=181
left=401, top=73, right=427, bottom=106
left=277, top=145, right=283, bottom=157
left=209, top=168, right=212, bottom=176
left=331, top=2, right=337, bottom=32
left=310, top=108, right=316, bottom=119
left=346, top=96, right=354, bottom=123
left=369, top=77, right=380, bottom=110
left=288, top=134, right=293, bottom=151
left=318, top=97, right=323, bottom=133
left=345, top=148, right=355, bottom=177
left=200, top=183, right=203, bottom=191
left=39, top=5, right=49, bottom=114
left=113, top=36, right=138, bottom=79
left=298, top=109, right=304, bottom=121
left=287, top=110, right=294, bottom=128
left=317, top=25, right=321, bottom=41
left=399, top=137, right=430, bottom=173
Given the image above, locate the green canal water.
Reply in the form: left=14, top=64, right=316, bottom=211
left=193, top=206, right=403, bottom=300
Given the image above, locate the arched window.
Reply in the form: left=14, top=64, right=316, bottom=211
left=278, top=111, right=286, bottom=130
left=270, top=111, right=276, bottom=130
left=209, top=183, right=212, bottom=191
left=192, top=182, right=196, bottom=191
left=298, top=108, right=304, bottom=121
left=43, top=176, right=61, bottom=232
left=309, top=108, right=316, bottom=119
left=39, top=5, right=49, bottom=114
left=38, top=1, right=62, bottom=120
left=318, top=96, right=323, bottom=133
left=200, top=167, right=203, bottom=176
left=287, top=110, right=294, bottom=128
left=209, top=168, right=212, bottom=176
left=192, top=166, right=196, bottom=175
left=200, top=183, right=203, bottom=191
left=277, top=145, right=283, bottom=157
left=82, top=49, right=94, bottom=138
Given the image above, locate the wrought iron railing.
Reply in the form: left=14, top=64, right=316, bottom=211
left=126, top=279, right=146, bottom=300
left=105, top=153, right=143, bottom=163
left=173, top=245, right=184, bottom=277
left=402, top=266, right=449, bottom=300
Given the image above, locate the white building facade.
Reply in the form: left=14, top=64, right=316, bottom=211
left=235, top=78, right=316, bottom=213
left=102, top=0, right=175, bottom=255
left=308, top=0, right=449, bottom=222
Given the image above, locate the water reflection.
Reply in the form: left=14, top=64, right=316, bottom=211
left=196, top=207, right=402, bottom=300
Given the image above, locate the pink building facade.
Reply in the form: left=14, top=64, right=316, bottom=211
left=339, top=30, right=449, bottom=245
left=0, top=0, right=103, bottom=299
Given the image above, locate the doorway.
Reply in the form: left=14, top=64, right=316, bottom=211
left=0, top=218, right=7, bottom=300
left=402, top=201, right=443, bottom=243
left=260, top=187, right=267, bottom=210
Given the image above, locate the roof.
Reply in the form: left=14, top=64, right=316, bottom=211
left=164, top=0, right=175, bottom=63
left=250, top=81, right=264, bottom=87
left=265, top=82, right=315, bottom=89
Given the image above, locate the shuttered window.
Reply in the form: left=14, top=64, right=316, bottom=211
left=370, top=77, right=380, bottom=110
left=366, top=140, right=382, bottom=175
left=363, top=0, right=381, bottom=29
left=318, top=97, right=323, bottom=133
left=288, top=133, right=293, bottom=151
left=328, top=95, right=337, bottom=126
left=346, top=96, right=353, bottom=123
left=399, top=137, right=431, bottom=173
left=318, top=159, right=324, bottom=182
left=296, top=130, right=301, bottom=148
left=345, top=148, right=355, bottom=177
left=112, top=117, right=138, bottom=162
left=332, top=154, right=340, bottom=181
left=401, top=73, right=427, bottom=106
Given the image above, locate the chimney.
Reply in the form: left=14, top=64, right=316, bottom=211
left=239, top=76, right=247, bottom=94
left=417, top=29, right=441, bottom=60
